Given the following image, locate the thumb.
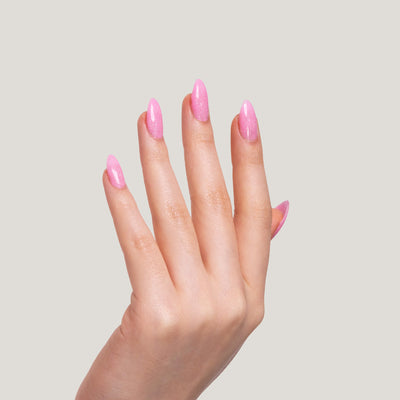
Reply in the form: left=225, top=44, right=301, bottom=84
left=271, top=200, right=289, bottom=239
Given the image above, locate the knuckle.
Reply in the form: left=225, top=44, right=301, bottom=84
left=246, top=146, right=264, bottom=165
left=251, top=202, right=272, bottom=226
left=115, top=194, right=138, bottom=216
left=143, top=143, right=169, bottom=163
left=248, top=303, right=265, bottom=330
left=152, top=305, right=181, bottom=337
left=129, top=234, right=156, bottom=253
left=234, top=202, right=271, bottom=229
left=191, top=188, right=232, bottom=215
left=191, top=130, right=215, bottom=147
left=224, top=295, right=247, bottom=328
left=192, top=301, right=216, bottom=331
left=164, top=201, right=192, bottom=226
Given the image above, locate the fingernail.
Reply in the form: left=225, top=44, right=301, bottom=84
left=191, top=79, right=209, bottom=122
left=106, top=154, right=126, bottom=189
left=239, top=100, right=258, bottom=142
left=272, top=200, right=289, bottom=238
left=146, top=98, right=163, bottom=139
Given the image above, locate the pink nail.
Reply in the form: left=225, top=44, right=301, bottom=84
left=146, top=98, right=163, bottom=139
left=191, top=79, right=209, bottom=122
left=271, top=200, right=289, bottom=238
left=239, top=100, right=258, bottom=141
left=106, top=154, right=126, bottom=189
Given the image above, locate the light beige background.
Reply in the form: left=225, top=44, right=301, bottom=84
left=0, top=0, right=399, bottom=399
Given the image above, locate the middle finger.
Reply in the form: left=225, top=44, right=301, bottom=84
left=182, top=80, right=242, bottom=287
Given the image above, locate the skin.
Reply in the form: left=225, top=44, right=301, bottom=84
left=76, top=93, right=285, bottom=400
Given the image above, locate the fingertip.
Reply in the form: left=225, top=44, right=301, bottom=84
left=231, top=114, right=240, bottom=133
left=102, top=168, right=109, bottom=186
left=137, top=111, right=152, bottom=145
left=182, top=93, right=192, bottom=119
left=137, top=111, right=147, bottom=130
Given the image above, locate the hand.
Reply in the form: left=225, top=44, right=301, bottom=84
left=76, top=80, right=289, bottom=400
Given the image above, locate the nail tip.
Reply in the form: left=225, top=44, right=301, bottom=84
left=192, top=78, right=207, bottom=97
left=106, top=154, right=116, bottom=165
left=277, top=200, right=290, bottom=214
left=147, top=97, right=159, bottom=110
left=241, top=99, right=252, bottom=109
left=193, top=78, right=204, bottom=87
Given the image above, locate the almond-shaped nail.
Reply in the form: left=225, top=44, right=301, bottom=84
left=191, top=79, right=209, bottom=122
left=272, top=200, right=289, bottom=238
left=239, top=100, right=258, bottom=141
left=146, top=98, right=163, bottom=139
left=106, top=154, right=126, bottom=189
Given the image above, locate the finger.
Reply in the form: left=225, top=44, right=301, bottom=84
left=137, top=99, right=205, bottom=290
left=103, top=155, right=173, bottom=299
left=271, top=201, right=289, bottom=239
left=182, top=80, right=242, bottom=287
left=231, top=100, right=272, bottom=298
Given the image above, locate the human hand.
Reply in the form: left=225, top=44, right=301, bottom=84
left=76, top=80, right=289, bottom=400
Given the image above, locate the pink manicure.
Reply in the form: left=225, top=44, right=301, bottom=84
left=146, top=98, right=163, bottom=139
left=271, top=200, right=289, bottom=238
left=106, top=154, right=126, bottom=189
left=239, top=100, right=258, bottom=142
left=191, top=79, right=209, bottom=122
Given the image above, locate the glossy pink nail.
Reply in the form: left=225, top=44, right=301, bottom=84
left=106, top=154, right=126, bottom=189
left=272, top=200, right=289, bottom=238
left=146, top=98, right=163, bottom=139
left=191, top=79, right=209, bottom=122
left=239, top=100, right=258, bottom=141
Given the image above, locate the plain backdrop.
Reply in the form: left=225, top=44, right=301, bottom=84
left=0, top=0, right=399, bottom=399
